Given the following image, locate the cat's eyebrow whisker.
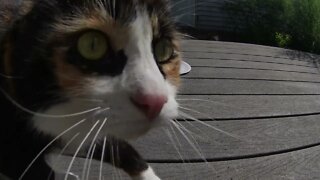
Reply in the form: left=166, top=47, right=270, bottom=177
left=99, top=136, right=107, bottom=180
left=179, top=111, right=245, bottom=142
left=18, top=119, right=87, bottom=180
left=47, top=133, right=81, bottom=180
left=64, top=120, right=101, bottom=180
left=169, top=0, right=186, bottom=10
left=178, top=33, right=196, bottom=40
left=86, top=144, right=97, bottom=180
left=172, top=1, right=209, bottom=15
left=81, top=118, right=108, bottom=179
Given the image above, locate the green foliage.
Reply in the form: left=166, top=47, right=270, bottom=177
left=275, top=32, right=291, bottom=48
left=224, top=0, right=320, bottom=53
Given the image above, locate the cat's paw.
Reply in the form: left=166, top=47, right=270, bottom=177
left=131, top=167, right=161, bottom=180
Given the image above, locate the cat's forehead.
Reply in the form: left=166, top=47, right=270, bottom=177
left=39, top=0, right=175, bottom=52
left=50, top=0, right=172, bottom=37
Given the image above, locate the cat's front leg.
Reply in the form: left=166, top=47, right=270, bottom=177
left=89, top=138, right=161, bottom=180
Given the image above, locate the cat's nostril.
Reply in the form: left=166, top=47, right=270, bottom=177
left=131, top=93, right=168, bottom=120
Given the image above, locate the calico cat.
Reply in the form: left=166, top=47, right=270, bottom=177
left=0, top=0, right=181, bottom=179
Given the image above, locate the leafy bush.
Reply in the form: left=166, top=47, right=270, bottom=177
left=275, top=32, right=291, bottom=48
left=224, top=0, right=320, bottom=53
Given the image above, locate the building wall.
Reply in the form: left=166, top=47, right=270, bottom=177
left=171, top=0, right=240, bottom=32
left=195, top=0, right=235, bottom=31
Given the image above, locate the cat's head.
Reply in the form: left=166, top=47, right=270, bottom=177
left=1, top=0, right=180, bottom=140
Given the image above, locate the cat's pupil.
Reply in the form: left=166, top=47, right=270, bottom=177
left=91, top=38, right=96, bottom=51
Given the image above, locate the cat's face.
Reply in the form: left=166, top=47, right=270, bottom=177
left=2, top=0, right=180, bottom=141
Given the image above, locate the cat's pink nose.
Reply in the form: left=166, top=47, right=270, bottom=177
left=131, top=93, right=168, bottom=120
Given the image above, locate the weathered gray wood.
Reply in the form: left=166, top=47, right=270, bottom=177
left=180, top=79, right=320, bottom=95
left=184, top=57, right=315, bottom=69
left=182, top=40, right=320, bottom=60
left=55, top=144, right=320, bottom=179
left=132, top=116, right=320, bottom=160
left=150, top=144, right=320, bottom=179
left=183, top=67, right=320, bottom=82
left=182, top=53, right=317, bottom=69
left=177, top=95, right=320, bottom=119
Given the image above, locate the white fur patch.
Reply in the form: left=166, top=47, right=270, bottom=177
left=132, top=167, right=161, bottom=180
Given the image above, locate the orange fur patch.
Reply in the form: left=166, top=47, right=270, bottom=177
left=52, top=48, right=85, bottom=96
left=162, top=40, right=181, bottom=87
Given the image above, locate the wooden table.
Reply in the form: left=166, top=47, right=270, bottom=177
left=58, top=40, right=320, bottom=179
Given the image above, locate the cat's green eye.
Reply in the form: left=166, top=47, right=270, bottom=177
left=154, top=39, right=174, bottom=63
left=77, top=31, right=108, bottom=60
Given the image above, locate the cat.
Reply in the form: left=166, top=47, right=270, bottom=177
left=0, top=0, right=181, bottom=179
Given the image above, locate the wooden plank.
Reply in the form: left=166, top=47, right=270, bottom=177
left=182, top=52, right=316, bottom=68
left=180, top=79, right=320, bottom=95
left=56, top=144, right=320, bottom=179
left=182, top=55, right=319, bottom=68
left=177, top=95, right=320, bottom=119
left=184, top=67, right=320, bottom=82
left=149, top=144, right=320, bottom=179
left=133, top=116, right=320, bottom=160
left=181, top=40, right=320, bottom=60
left=182, top=47, right=315, bottom=63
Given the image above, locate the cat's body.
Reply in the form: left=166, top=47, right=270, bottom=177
left=0, top=0, right=181, bottom=179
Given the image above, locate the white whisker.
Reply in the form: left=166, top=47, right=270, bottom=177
left=178, top=98, right=243, bottom=110
left=172, top=120, right=217, bottom=173
left=170, top=121, right=207, bottom=163
left=81, top=118, right=108, bottom=179
left=179, top=106, right=214, bottom=119
left=172, top=119, right=204, bottom=140
left=164, top=125, right=192, bottom=178
left=0, top=87, right=103, bottom=118
left=179, top=111, right=244, bottom=141
left=163, top=128, right=185, bottom=163
left=0, top=73, right=22, bottom=79
left=178, top=118, right=219, bottom=144
left=64, top=120, right=101, bottom=180
left=86, top=144, right=97, bottom=180
left=115, top=141, right=122, bottom=180
left=171, top=121, right=217, bottom=173
left=47, top=133, right=80, bottom=180
left=19, top=119, right=86, bottom=180
left=110, top=143, right=115, bottom=180
left=99, top=136, right=107, bottom=180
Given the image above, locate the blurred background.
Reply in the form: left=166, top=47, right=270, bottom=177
left=172, top=0, right=320, bottom=55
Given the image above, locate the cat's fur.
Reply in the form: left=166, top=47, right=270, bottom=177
left=0, top=0, right=181, bottom=179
